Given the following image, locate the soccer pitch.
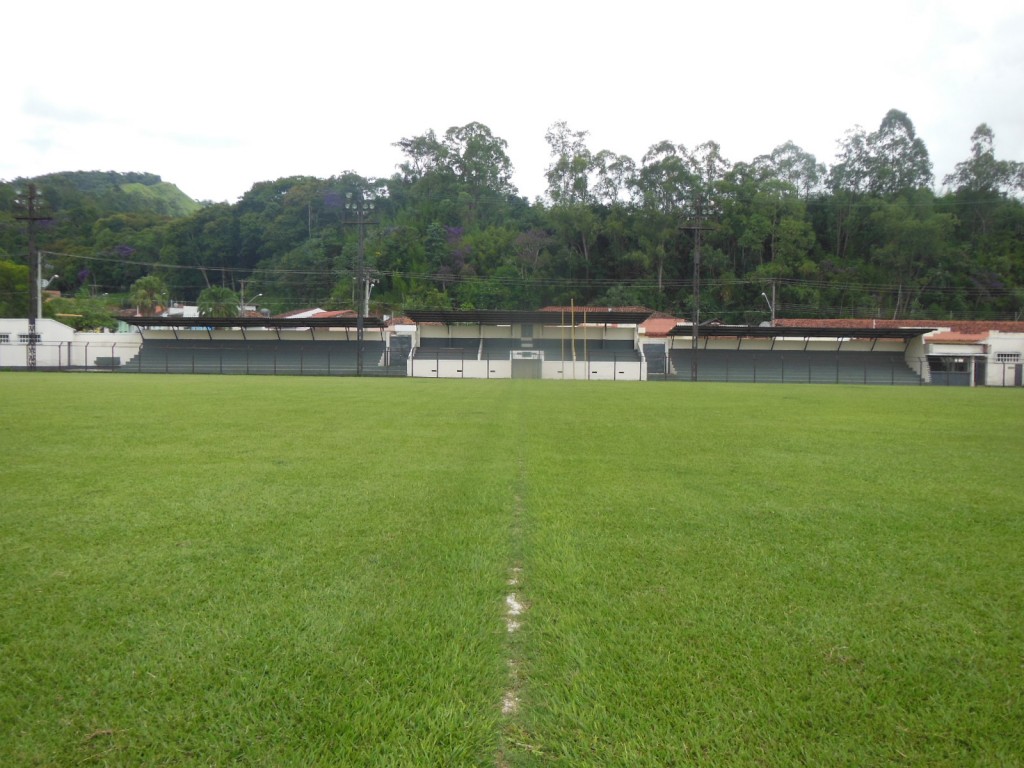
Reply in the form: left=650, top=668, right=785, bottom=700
left=2, top=374, right=1022, bottom=766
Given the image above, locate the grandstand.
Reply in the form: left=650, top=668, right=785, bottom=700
left=120, top=316, right=397, bottom=376
left=662, top=348, right=924, bottom=384
left=100, top=311, right=1024, bottom=385
left=123, top=338, right=388, bottom=375
left=657, top=324, right=930, bottom=384
left=404, top=309, right=648, bottom=379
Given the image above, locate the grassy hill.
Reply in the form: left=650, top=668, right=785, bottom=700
left=119, top=180, right=200, bottom=217
left=21, top=170, right=199, bottom=218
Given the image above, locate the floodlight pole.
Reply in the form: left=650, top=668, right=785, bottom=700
left=15, top=184, right=52, bottom=370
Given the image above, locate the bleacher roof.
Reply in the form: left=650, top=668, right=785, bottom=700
left=405, top=309, right=653, bottom=325
left=123, top=316, right=386, bottom=329
left=665, top=324, right=934, bottom=341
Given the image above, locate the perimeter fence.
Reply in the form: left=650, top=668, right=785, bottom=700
left=647, top=349, right=1023, bottom=387
left=4, top=340, right=1022, bottom=386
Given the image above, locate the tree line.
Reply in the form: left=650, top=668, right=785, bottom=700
left=1, top=110, right=1022, bottom=327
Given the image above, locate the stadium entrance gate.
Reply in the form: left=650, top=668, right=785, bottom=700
left=511, top=350, right=542, bottom=379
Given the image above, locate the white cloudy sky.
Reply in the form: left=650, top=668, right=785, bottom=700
left=3, top=0, right=1022, bottom=203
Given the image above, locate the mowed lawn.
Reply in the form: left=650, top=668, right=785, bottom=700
left=1, top=374, right=1021, bottom=766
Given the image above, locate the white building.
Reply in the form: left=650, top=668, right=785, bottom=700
left=924, top=329, right=1024, bottom=387
left=0, top=318, right=142, bottom=369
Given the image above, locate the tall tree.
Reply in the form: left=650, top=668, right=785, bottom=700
left=544, top=121, right=594, bottom=205
left=868, top=194, right=955, bottom=316
left=866, top=109, right=933, bottom=196
left=394, top=123, right=516, bottom=229
left=830, top=126, right=872, bottom=196
left=394, top=130, right=449, bottom=183
left=129, top=275, right=169, bottom=315
left=719, top=162, right=814, bottom=275
left=941, top=124, right=1020, bottom=246
left=0, top=259, right=29, bottom=317
left=633, top=141, right=698, bottom=214
left=197, top=285, right=240, bottom=317
left=443, top=122, right=516, bottom=197
left=944, top=123, right=1022, bottom=195
left=591, top=150, right=637, bottom=206
left=754, top=141, right=825, bottom=198
left=544, top=122, right=601, bottom=283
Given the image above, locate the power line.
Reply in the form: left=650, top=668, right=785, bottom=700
left=39, top=249, right=1018, bottom=300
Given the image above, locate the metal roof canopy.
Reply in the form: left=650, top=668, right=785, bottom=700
left=405, top=309, right=653, bottom=325
left=666, top=324, right=934, bottom=341
left=123, top=316, right=385, bottom=330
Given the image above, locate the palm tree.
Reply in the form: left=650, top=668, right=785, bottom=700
left=197, top=285, right=240, bottom=317
left=129, top=275, right=169, bottom=315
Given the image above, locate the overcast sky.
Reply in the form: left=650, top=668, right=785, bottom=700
left=3, top=0, right=1022, bottom=203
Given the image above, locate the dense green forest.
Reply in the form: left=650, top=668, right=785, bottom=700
left=2, top=110, right=1023, bottom=324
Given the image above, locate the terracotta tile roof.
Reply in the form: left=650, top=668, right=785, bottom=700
left=640, top=316, right=1024, bottom=339
left=642, top=317, right=686, bottom=337
left=926, top=331, right=989, bottom=343
left=776, top=318, right=1024, bottom=334
left=311, top=309, right=358, bottom=319
left=273, top=308, right=326, bottom=319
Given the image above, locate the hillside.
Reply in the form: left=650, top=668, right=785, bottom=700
left=119, top=180, right=200, bottom=217
left=14, top=171, right=199, bottom=218
left=2, top=113, right=1022, bottom=318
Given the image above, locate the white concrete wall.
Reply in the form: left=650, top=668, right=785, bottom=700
left=904, top=334, right=930, bottom=383
left=407, top=353, right=644, bottom=380
left=71, top=331, right=142, bottom=367
left=984, top=332, right=1024, bottom=386
left=0, top=318, right=74, bottom=340
left=408, top=357, right=511, bottom=378
left=1, top=319, right=143, bottom=368
left=0, top=318, right=74, bottom=368
left=541, top=360, right=645, bottom=381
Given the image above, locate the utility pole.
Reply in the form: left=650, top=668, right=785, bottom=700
left=680, top=213, right=715, bottom=382
left=345, top=192, right=375, bottom=376
left=15, top=184, right=52, bottom=370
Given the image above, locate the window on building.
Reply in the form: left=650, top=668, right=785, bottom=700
left=17, top=333, right=41, bottom=343
left=0, top=334, right=9, bottom=343
left=996, top=352, right=1021, bottom=363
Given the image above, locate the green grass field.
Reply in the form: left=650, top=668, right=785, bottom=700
left=1, top=374, right=1022, bottom=766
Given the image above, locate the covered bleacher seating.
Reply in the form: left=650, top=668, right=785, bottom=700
left=120, top=316, right=400, bottom=376
left=664, top=349, right=924, bottom=384
left=123, top=339, right=388, bottom=375
left=659, top=325, right=931, bottom=384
